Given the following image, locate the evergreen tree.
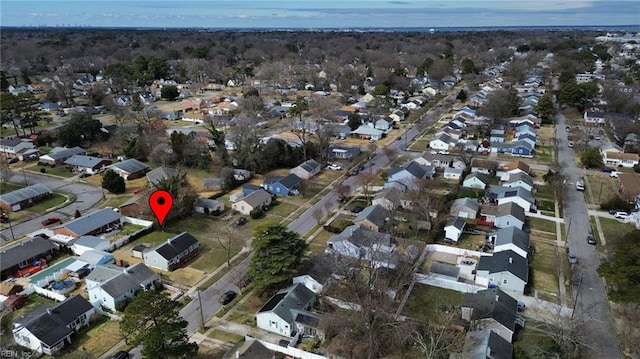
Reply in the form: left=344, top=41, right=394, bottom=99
left=248, top=222, right=308, bottom=289
left=535, top=92, right=556, bottom=124
left=102, top=169, right=126, bottom=194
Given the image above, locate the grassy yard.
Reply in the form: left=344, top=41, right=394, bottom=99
left=102, top=194, right=133, bottom=209
left=207, top=329, right=244, bottom=344
left=0, top=182, right=24, bottom=194
left=409, top=138, right=431, bottom=151
left=594, top=217, right=636, bottom=258
left=29, top=193, right=68, bottom=212
left=36, top=165, right=76, bottom=178
left=265, top=200, right=300, bottom=218
left=529, top=240, right=560, bottom=295
left=308, top=229, right=334, bottom=254
left=584, top=173, right=621, bottom=206
left=527, top=217, right=557, bottom=235
left=67, top=317, right=124, bottom=358
left=403, top=284, right=463, bottom=322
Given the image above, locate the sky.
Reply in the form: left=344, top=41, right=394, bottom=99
left=1, top=0, right=638, bottom=29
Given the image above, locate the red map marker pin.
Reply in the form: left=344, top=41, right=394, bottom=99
left=149, top=190, right=173, bottom=226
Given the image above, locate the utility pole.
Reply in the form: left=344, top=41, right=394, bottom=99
left=21, top=165, right=28, bottom=185
left=197, top=288, right=205, bottom=331
left=5, top=212, right=15, bottom=242
left=598, top=182, right=604, bottom=202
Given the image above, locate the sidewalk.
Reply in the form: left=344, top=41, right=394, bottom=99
left=525, top=210, right=564, bottom=223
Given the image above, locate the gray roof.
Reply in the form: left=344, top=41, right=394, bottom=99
left=462, top=287, right=518, bottom=331
left=446, top=217, right=467, bottom=230
left=0, top=138, right=23, bottom=147
left=258, top=283, right=316, bottom=324
left=506, top=172, right=534, bottom=187
left=58, top=208, right=122, bottom=237
left=152, top=232, right=199, bottom=261
left=0, top=183, right=51, bottom=206
left=296, top=159, right=321, bottom=173
left=99, top=262, right=159, bottom=298
left=477, top=250, right=528, bottom=282
left=86, top=263, right=122, bottom=284
left=264, top=173, right=300, bottom=190
left=451, top=197, right=479, bottom=213
left=354, top=205, right=391, bottom=229
left=74, top=235, right=110, bottom=249
left=78, top=250, right=113, bottom=266
left=0, top=236, right=57, bottom=272
left=464, top=172, right=490, bottom=184
left=63, top=155, right=111, bottom=168
left=490, top=186, right=534, bottom=204
left=328, top=224, right=392, bottom=249
left=374, top=186, right=404, bottom=205
left=496, top=202, right=526, bottom=222
left=203, top=178, right=224, bottom=188
left=241, top=188, right=272, bottom=208
left=493, top=227, right=530, bottom=253
left=223, top=339, right=274, bottom=359
left=16, top=295, right=92, bottom=346
left=488, top=331, right=514, bottom=359
left=107, top=158, right=149, bottom=174
left=42, top=146, right=85, bottom=161
left=146, top=166, right=179, bottom=185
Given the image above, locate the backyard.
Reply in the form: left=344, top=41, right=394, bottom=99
left=403, top=284, right=464, bottom=322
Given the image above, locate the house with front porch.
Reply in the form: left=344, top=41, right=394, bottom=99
left=351, top=124, right=384, bottom=141
left=64, top=155, right=112, bottom=174
left=326, top=224, right=398, bottom=269
left=584, top=111, right=605, bottom=125
left=489, top=226, right=530, bottom=258
left=85, top=262, right=160, bottom=311
left=463, top=172, right=490, bottom=190
left=256, top=283, right=323, bottom=338
left=603, top=152, right=640, bottom=168
left=430, top=133, right=456, bottom=150
left=0, top=138, right=37, bottom=160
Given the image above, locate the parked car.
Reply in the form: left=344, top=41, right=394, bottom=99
left=517, top=301, right=526, bottom=312
left=232, top=217, right=247, bottom=227
left=0, top=214, right=8, bottom=223
left=614, top=211, right=631, bottom=220
left=219, top=290, right=237, bottom=305
left=587, top=235, right=597, bottom=245
left=600, top=167, right=615, bottom=173
left=568, top=253, right=577, bottom=264
left=7, top=158, right=18, bottom=164
left=565, top=126, right=570, bottom=132
left=575, top=180, right=585, bottom=191
left=71, top=267, right=91, bottom=278
left=396, top=136, right=402, bottom=141
left=327, top=163, right=342, bottom=170
left=111, top=351, right=130, bottom=359
left=79, top=172, right=91, bottom=178
left=567, top=142, right=574, bottom=148
left=41, top=217, right=61, bottom=226
left=610, top=171, right=618, bottom=178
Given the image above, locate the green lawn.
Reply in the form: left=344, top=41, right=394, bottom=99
left=28, top=193, right=67, bottom=212
left=207, top=329, right=244, bottom=344
left=266, top=201, right=300, bottom=218
left=403, top=283, right=463, bottom=322
left=585, top=174, right=621, bottom=206
left=102, top=194, right=133, bottom=209
left=38, top=165, right=76, bottom=178
left=529, top=240, right=559, bottom=295
left=0, top=182, right=24, bottom=194
left=309, top=229, right=333, bottom=254
left=528, top=217, right=557, bottom=234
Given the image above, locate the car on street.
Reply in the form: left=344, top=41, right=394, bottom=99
left=7, top=158, right=18, bottom=164
left=41, top=217, right=61, bottom=226
left=396, top=136, right=402, bottom=141
left=219, top=290, right=237, bottom=305
left=568, top=141, right=574, bottom=148
left=232, top=217, right=247, bottom=227
left=568, top=253, right=577, bottom=264
left=565, top=126, right=570, bottom=132
left=576, top=180, right=585, bottom=191
left=587, top=235, right=597, bottom=245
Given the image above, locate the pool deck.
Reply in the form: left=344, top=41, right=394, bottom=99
left=28, top=257, right=77, bottom=283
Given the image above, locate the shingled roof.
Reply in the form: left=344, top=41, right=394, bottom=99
left=152, top=232, right=199, bottom=261
left=0, top=183, right=51, bottom=206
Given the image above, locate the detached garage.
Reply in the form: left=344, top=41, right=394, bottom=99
left=0, top=183, right=52, bottom=212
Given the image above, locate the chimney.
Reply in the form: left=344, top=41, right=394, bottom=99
left=509, top=257, right=513, bottom=264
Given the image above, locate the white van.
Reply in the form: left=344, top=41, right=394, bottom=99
left=576, top=180, right=585, bottom=191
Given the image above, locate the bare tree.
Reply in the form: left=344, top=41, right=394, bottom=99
left=0, top=160, right=13, bottom=183
left=403, top=311, right=467, bottom=359
left=336, top=182, right=351, bottom=202
left=312, top=208, right=324, bottom=225
left=612, top=303, right=640, bottom=358
left=410, top=178, right=450, bottom=235
left=215, top=226, right=241, bottom=270
left=355, top=171, right=377, bottom=204
left=382, top=146, right=399, bottom=165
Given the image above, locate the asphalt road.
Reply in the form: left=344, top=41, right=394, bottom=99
left=1, top=172, right=105, bottom=242
left=557, top=111, right=621, bottom=359
left=180, top=256, right=249, bottom=335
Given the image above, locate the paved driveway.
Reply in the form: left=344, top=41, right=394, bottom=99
left=1, top=172, right=104, bottom=242
left=557, top=111, right=621, bottom=359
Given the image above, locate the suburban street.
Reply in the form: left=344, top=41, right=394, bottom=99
left=1, top=172, right=105, bottom=242
left=556, top=111, right=621, bottom=359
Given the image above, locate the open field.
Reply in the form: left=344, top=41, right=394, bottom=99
left=584, top=173, right=621, bottom=206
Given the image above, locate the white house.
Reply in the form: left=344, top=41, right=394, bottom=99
left=450, top=198, right=479, bottom=219
left=584, top=111, right=605, bottom=124
left=71, top=235, right=113, bottom=256
left=290, top=159, right=322, bottom=180
left=143, top=232, right=200, bottom=272
left=444, top=217, right=466, bottom=243
left=489, top=227, right=530, bottom=259
left=603, top=152, right=640, bottom=168
left=256, top=283, right=322, bottom=338
left=231, top=188, right=272, bottom=215
left=492, top=186, right=535, bottom=212
left=0, top=138, right=37, bottom=160
left=85, top=262, right=160, bottom=311
left=12, top=295, right=96, bottom=355
left=461, top=288, right=521, bottom=343
left=444, top=167, right=463, bottom=181
left=496, top=161, right=530, bottom=181
left=476, top=250, right=528, bottom=294
left=430, top=133, right=456, bottom=150
left=326, top=224, right=398, bottom=269
left=494, top=202, right=526, bottom=230
left=503, top=172, right=534, bottom=192
left=463, top=173, right=490, bottom=190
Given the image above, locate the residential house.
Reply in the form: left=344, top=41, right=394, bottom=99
left=0, top=138, right=37, bottom=160
left=584, top=111, right=605, bottom=125
left=444, top=167, right=463, bottom=180
left=455, top=330, right=514, bottom=359
left=494, top=203, right=526, bottom=230
left=478, top=205, right=497, bottom=226
left=351, top=124, right=384, bottom=141
left=12, top=295, right=96, bottom=355
left=146, top=166, right=179, bottom=187
left=617, top=173, right=640, bottom=208
left=490, top=186, right=535, bottom=212
left=0, top=183, right=52, bottom=212
left=461, top=287, right=522, bottom=342
left=0, top=282, right=24, bottom=297
left=194, top=198, right=224, bottom=214
left=39, top=147, right=86, bottom=166
left=64, top=155, right=112, bottom=174
left=262, top=174, right=301, bottom=196
left=515, top=133, right=537, bottom=149
left=444, top=217, right=466, bottom=243
left=328, top=145, right=360, bottom=160
left=450, top=198, right=479, bottom=220
left=471, top=158, right=497, bottom=175
left=353, top=205, right=391, bottom=233
left=430, top=133, right=456, bottom=150
left=118, top=196, right=145, bottom=217
left=387, top=161, right=435, bottom=191
left=231, top=188, right=272, bottom=215
left=78, top=250, right=114, bottom=268
left=106, top=159, right=149, bottom=180
left=290, top=159, right=322, bottom=180
left=463, top=172, right=490, bottom=190
left=476, top=250, right=529, bottom=294
left=53, top=208, right=123, bottom=239
left=256, top=283, right=322, bottom=338
left=388, top=109, right=405, bottom=122
left=143, top=232, right=199, bottom=272
left=85, top=262, right=160, bottom=311
left=509, top=140, right=534, bottom=157
left=490, top=142, right=513, bottom=154
left=0, top=236, right=58, bottom=280
left=599, top=142, right=623, bottom=158
left=374, top=118, right=394, bottom=131
left=497, top=161, right=530, bottom=181
left=326, top=224, right=398, bottom=269
left=503, top=172, right=534, bottom=192
left=603, top=152, right=640, bottom=168
left=222, top=339, right=275, bottom=359
left=71, top=235, right=113, bottom=256
left=490, top=130, right=505, bottom=143
left=415, top=152, right=454, bottom=169
left=203, top=178, right=224, bottom=191
left=372, top=186, right=408, bottom=210
left=489, top=227, right=530, bottom=259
